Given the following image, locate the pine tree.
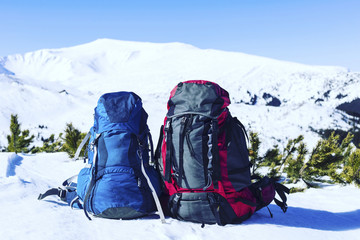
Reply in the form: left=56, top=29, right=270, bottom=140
left=6, top=114, right=34, bottom=153
left=262, top=146, right=282, bottom=178
left=249, top=132, right=263, bottom=175
left=301, top=132, right=353, bottom=184
left=31, top=134, right=63, bottom=153
left=284, top=141, right=308, bottom=183
left=341, top=148, right=360, bottom=186
left=279, top=135, right=305, bottom=172
left=355, top=164, right=360, bottom=187
left=261, top=135, right=306, bottom=179
left=62, top=123, right=87, bottom=158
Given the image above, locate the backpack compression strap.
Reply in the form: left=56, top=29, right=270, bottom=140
left=249, top=176, right=290, bottom=214
left=164, top=119, right=173, bottom=182
left=208, top=119, right=221, bottom=189
left=274, top=182, right=290, bottom=213
left=154, top=125, right=164, bottom=173
left=138, top=134, right=166, bottom=224
left=38, top=188, right=67, bottom=201
left=38, top=175, right=82, bottom=209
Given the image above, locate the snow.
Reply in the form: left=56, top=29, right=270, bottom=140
left=0, top=152, right=359, bottom=240
left=0, top=39, right=360, bottom=238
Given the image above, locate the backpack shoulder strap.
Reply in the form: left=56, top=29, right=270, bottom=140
left=164, top=119, right=173, bottom=182
left=137, top=135, right=166, bottom=224
left=154, top=125, right=164, bottom=168
left=82, top=133, right=102, bottom=220
left=232, top=117, right=249, bottom=147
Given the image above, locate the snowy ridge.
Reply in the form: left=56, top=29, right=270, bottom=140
left=0, top=39, right=359, bottom=149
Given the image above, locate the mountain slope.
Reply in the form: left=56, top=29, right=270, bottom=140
left=0, top=39, right=359, bottom=149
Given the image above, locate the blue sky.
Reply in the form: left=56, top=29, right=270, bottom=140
left=1, top=0, right=359, bottom=71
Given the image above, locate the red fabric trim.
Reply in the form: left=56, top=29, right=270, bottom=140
left=217, top=110, right=238, bottom=193
left=226, top=188, right=257, bottom=217
left=169, top=85, right=178, bottom=101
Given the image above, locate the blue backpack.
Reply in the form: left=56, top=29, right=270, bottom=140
left=39, top=92, right=165, bottom=222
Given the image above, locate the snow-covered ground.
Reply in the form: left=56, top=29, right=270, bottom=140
left=0, top=152, right=359, bottom=240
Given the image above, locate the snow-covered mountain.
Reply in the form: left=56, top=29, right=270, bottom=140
left=1, top=38, right=359, bottom=150
left=1, top=39, right=360, bottom=239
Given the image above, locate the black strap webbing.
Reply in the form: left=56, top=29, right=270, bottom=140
left=147, top=131, right=155, bottom=165
left=169, top=193, right=181, bottom=218
left=164, top=120, right=173, bottom=182
left=211, top=119, right=221, bottom=187
left=62, top=175, right=77, bottom=187
left=178, top=117, right=187, bottom=186
left=38, top=188, right=66, bottom=201
left=154, top=125, right=164, bottom=163
left=207, top=193, right=223, bottom=226
left=208, top=193, right=238, bottom=226
left=274, top=182, right=290, bottom=213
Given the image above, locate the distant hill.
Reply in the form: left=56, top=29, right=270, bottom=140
left=1, top=39, right=359, bottom=149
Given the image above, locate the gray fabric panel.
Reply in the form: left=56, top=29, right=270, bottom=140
left=97, top=207, right=146, bottom=219
left=169, top=83, right=220, bottom=117
left=182, top=115, right=208, bottom=189
left=171, top=115, right=207, bottom=189
left=170, top=117, right=181, bottom=175
left=176, top=192, right=217, bottom=224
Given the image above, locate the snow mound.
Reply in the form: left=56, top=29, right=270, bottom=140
left=6, top=153, right=23, bottom=177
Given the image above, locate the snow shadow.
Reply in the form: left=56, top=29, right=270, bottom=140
left=43, top=199, right=69, bottom=207
left=6, top=153, right=23, bottom=177
left=248, top=205, right=360, bottom=231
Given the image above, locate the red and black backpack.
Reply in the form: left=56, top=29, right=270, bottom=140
left=155, top=80, right=289, bottom=226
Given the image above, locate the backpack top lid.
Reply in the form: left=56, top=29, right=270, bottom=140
left=167, top=80, right=230, bottom=118
left=94, top=91, right=148, bottom=134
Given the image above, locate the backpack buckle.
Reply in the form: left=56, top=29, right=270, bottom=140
left=57, top=188, right=67, bottom=200
left=164, top=120, right=172, bottom=132
left=137, top=149, right=143, bottom=160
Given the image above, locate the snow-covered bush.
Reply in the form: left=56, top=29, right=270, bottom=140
left=250, top=131, right=360, bottom=190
